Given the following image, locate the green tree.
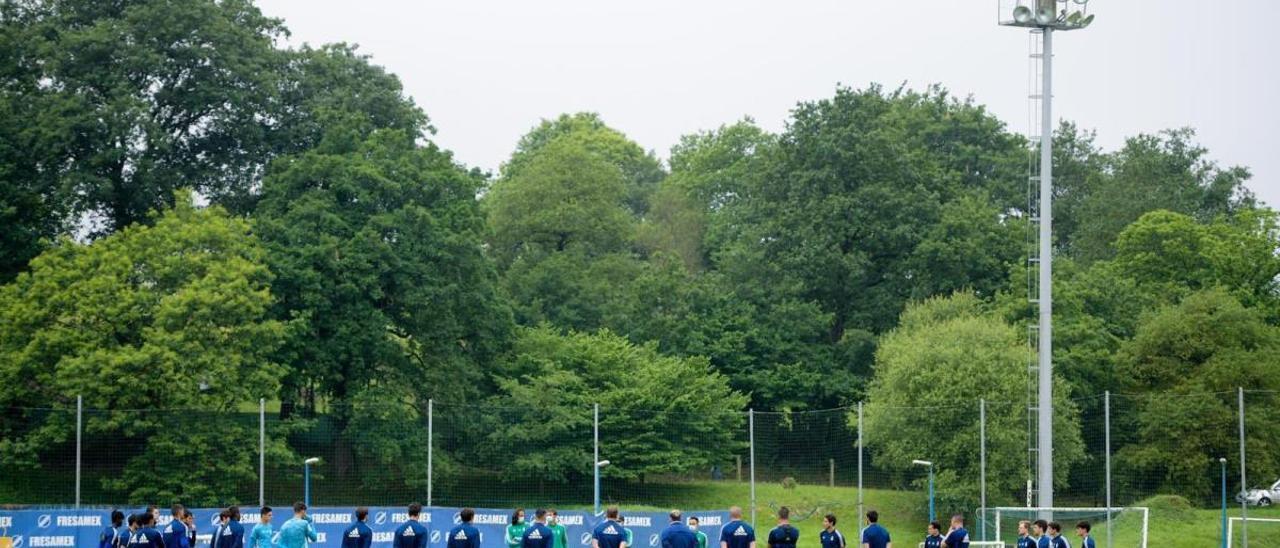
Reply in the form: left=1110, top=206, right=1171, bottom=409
left=502, top=113, right=665, bottom=216
left=0, top=193, right=290, bottom=503
left=0, top=0, right=287, bottom=230
left=864, top=292, right=1084, bottom=510
left=484, top=327, right=747, bottom=482
left=1073, top=129, right=1255, bottom=262
left=1111, top=209, right=1280, bottom=314
left=640, top=120, right=777, bottom=272
left=256, top=129, right=511, bottom=413
left=1115, top=290, right=1280, bottom=499
left=486, top=139, right=634, bottom=268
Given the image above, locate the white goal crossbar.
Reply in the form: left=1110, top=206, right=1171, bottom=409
left=991, top=507, right=1148, bottom=548
left=1227, top=517, right=1280, bottom=548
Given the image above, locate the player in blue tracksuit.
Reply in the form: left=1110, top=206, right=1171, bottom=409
left=448, top=508, right=482, bottom=548
left=860, top=511, right=890, bottom=548
left=342, top=507, right=374, bottom=548
left=766, top=508, right=798, bottom=548
left=817, top=514, right=844, bottom=548
left=1046, top=523, right=1069, bottom=548
left=99, top=510, right=128, bottom=548
left=942, top=515, right=969, bottom=548
left=660, top=511, right=699, bottom=548
left=229, top=507, right=247, bottom=548
left=246, top=506, right=275, bottom=548
left=522, top=510, right=555, bottom=548
left=1074, top=522, right=1094, bottom=548
left=395, top=502, right=430, bottom=548
left=1034, top=520, right=1050, bottom=548
left=923, top=521, right=944, bottom=548
left=1016, top=521, right=1035, bottom=548
left=129, top=512, right=166, bottom=547
left=162, top=505, right=190, bottom=548
left=593, top=507, right=628, bottom=548
left=718, top=507, right=755, bottom=548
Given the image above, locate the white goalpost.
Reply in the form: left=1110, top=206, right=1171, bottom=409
left=1227, top=517, right=1280, bottom=548
left=988, top=506, right=1149, bottom=548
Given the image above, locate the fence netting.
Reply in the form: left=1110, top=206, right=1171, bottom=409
left=3, top=389, right=1280, bottom=546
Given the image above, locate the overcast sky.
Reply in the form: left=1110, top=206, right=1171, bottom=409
left=255, top=0, right=1279, bottom=206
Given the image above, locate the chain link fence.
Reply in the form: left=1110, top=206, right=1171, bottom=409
left=4, top=390, right=1280, bottom=545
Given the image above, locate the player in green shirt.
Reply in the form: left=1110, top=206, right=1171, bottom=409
left=688, top=517, right=708, bottom=548
left=548, top=510, right=569, bottom=548
left=507, top=508, right=528, bottom=548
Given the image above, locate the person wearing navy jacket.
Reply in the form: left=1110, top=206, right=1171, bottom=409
left=129, top=512, right=166, bottom=547
left=394, top=502, right=431, bottom=548
left=659, top=511, right=699, bottom=548
left=448, top=508, right=483, bottom=548
left=342, top=506, right=374, bottom=548
left=522, top=509, right=555, bottom=548
left=99, top=510, right=128, bottom=548
left=162, top=504, right=190, bottom=548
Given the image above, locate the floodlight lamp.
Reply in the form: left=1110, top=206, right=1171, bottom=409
left=1013, top=5, right=1033, bottom=24
left=912, top=459, right=933, bottom=467
left=1072, top=0, right=1088, bottom=5
left=1079, top=13, right=1095, bottom=27
left=304, top=457, right=321, bottom=465
left=1035, top=6, right=1055, bottom=25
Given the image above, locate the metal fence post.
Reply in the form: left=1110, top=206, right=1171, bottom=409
left=427, top=398, right=434, bottom=507
left=594, top=403, right=601, bottom=516
left=1238, top=387, right=1248, bottom=547
left=259, top=397, right=265, bottom=507
left=857, top=402, right=864, bottom=524
left=980, top=398, right=986, bottom=541
left=749, top=408, right=756, bottom=527
left=75, top=394, right=82, bottom=509
left=1105, top=391, right=1112, bottom=548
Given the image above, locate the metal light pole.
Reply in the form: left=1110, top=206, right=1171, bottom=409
left=998, top=0, right=1094, bottom=510
left=593, top=403, right=601, bottom=516
left=594, top=459, right=611, bottom=514
left=913, top=460, right=935, bottom=523
left=304, top=457, right=320, bottom=507
left=1220, top=457, right=1229, bottom=548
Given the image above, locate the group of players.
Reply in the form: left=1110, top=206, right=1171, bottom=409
left=96, top=501, right=1096, bottom=548
left=96, top=502, right=326, bottom=548
left=1012, top=519, right=1097, bottom=548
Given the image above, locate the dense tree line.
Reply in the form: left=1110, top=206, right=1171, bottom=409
left=0, top=0, right=1274, bottom=506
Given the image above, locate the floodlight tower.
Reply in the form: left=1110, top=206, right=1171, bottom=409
left=998, top=0, right=1094, bottom=511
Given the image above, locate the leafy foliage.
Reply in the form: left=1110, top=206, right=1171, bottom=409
left=864, top=293, right=1084, bottom=510
left=0, top=193, right=289, bottom=503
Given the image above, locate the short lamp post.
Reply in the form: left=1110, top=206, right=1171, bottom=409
left=304, top=457, right=321, bottom=507
left=913, top=459, right=935, bottom=523
left=594, top=460, right=611, bottom=515
left=1220, top=457, right=1228, bottom=548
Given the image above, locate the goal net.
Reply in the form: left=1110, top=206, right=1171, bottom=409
left=980, top=507, right=1149, bottom=548
left=1227, top=517, right=1280, bottom=548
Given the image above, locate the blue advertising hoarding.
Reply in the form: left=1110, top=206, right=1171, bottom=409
left=0, top=507, right=732, bottom=547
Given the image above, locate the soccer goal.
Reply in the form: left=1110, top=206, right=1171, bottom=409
left=983, top=507, right=1149, bottom=548
left=1227, top=517, right=1280, bottom=548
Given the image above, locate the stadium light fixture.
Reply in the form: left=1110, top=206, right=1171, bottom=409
left=999, top=0, right=1094, bottom=514
left=304, top=457, right=321, bottom=506
left=597, top=460, right=611, bottom=467
left=912, top=460, right=935, bottom=523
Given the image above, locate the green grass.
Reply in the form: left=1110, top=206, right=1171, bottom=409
left=571, top=482, right=1280, bottom=548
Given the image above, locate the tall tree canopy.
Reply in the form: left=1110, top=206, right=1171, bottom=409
left=256, top=129, right=511, bottom=412
left=0, top=194, right=290, bottom=503
left=864, top=292, right=1084, bottom=510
